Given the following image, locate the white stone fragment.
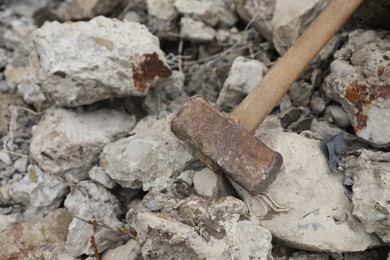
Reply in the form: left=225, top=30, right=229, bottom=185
left=134, top=196, right=272, bottom=259
left=30, top=108, right=135, bottom=180
left=64, top=181, right=125, bottom=257
left=341, top=149, right=390, bottom=243
left=271, top=0, right=330, bottom=55
left=8, top=165, right=69, bottom=219
left=46, top=0, right=123, bottom=20
left=193, top=168, right=231, bottom=198
left=175, top=0, right=237, bottom=28
left=32, top=16, right=172, bottom=107
left=323, top=30, right=390, bottom=146
left=88, top=166, right=116, bottom=189
left=217, top=56, right=267, bottom=110
left=0, top=150, right=12, bottom=165
left=100, top=114, right=196, bottom=190
left=232, top=116, right=381, bottom=252
left=180, top=17, right=216, bottom=42
left=13, top=157, right=28, bottom=173
left=101, top=239, right=142, bottom=260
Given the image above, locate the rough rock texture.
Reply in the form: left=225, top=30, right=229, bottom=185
left=340, top=149, right=390, bottom=243
left=30, top=108, right=135, bottom=180
left=0, top=208, right=73, bottom=260
left=193, top=168, right=232, bottom=198
left=88, top=166, right=116, bottom=189
left=100, top=114, right=196, bottom=190
left=235, top=0, right=276, bottom=42
left=233, top=116, right=381, bottom=252
left=271, top=0, right=329, bottom=54
left=134, top=196, right=273, bottom=259
left=146, top=0, right=178, bottom=37
left=64, top=180, right=126, bottom=257
left=101, top=239, right=142, bottom=260
left=175, top=0, right=237, bottom=28
left=323, top=30, right=390, bottom=146
left=143, top=70, right=188, bottom=115
left=180, top=16, right=216, bottom=42
left=217, top=56, right=267, bottom=110
left=32, top=16, right=172, bottom=107
left=8, top=164, right=69, bottom=219
left=45, top=0, right=123, bottom=20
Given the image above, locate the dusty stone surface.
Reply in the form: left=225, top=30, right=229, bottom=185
left=32, top=16, right=172, bottom=107
left=235, top=0, right=276, bottom=42
left=133, top=196, right=273, bottom=259
left=323, top=30, right=390, bottom=146
left=44, top=0, right=123, bottom=20
left=232, top=117, right=381, bottom=252
left=180, top=16, right=216, bottom=42
left=217, top=56, right=267, bottom=110
left=30, top=108, right=135, bottom=180
left=146, top=0, right=178, bottom=37
left=324, top=105, right=351, bottom=128
left=100, top=114, right=196, bottom=190
left=271, top=0, right=330, bottom=55
left=0, top=208, right=73, bottom=260
left=175, top=0, right=237, bottom=28
left=8, top=164, right=69, bottom=219
left=340, top=149, right=390, bottom=244
left=88, top=166, right=116, bottom=189
left=101, top=239, right=142, bottom=260
left=64, top=180, right=127, bottom=257
left=193, top=167, right=232, bottom=198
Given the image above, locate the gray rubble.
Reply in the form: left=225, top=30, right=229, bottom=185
left=217, top=56, right=267, bottom=110
left=193, top=167, right=232, bottom=198
left=133, top=196, right=273, bottom=259
left=88, top=166, right=116, bottom=189
left=271, top=0, right=330, bottom=55
left=101, top=239, right=142, bottom=260
left=43, top=0, right=123, bottom=20
left=8, top=164, right=69, bottom=219
left=30, top=107, right=135, bottom=180
left=0, top=208, right=73, bottom=260
left=180, top=16, right=216, bottom=42
left=341, top=149, right=390, bottom=244
left=64, top=180, right=126, bottom=257
left=323, top=30, right=390, bottom=146
left=32, top=16, right=172, bottom=107
left=100, top=114, right=196, bottom=190
left=233, top=116, right=381, bottom=252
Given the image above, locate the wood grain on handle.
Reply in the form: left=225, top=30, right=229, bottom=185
left=231, top=0, right=365, bottom=133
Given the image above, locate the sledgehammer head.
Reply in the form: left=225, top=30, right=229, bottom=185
left=171, top=96, right=282, bottom=196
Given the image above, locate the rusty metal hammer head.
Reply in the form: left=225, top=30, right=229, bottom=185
left=171, top=96, right=282, bottom=196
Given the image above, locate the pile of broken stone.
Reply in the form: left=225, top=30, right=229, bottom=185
left=0, top=0, right=389, bottom=259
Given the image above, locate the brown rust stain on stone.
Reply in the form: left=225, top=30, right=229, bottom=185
left=131, top=52, right=172, bottom=93
left=345, top=80, right=390, bottom=132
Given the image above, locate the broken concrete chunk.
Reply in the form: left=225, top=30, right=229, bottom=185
left=101, top=239, right=142, bottom=260
left=235, top=0, right=276, bottom=42
left=88, top=166, right=116, bottom=189
left=64, top=180, right=126, bottom=257
left=175, top=0, right=237, bottom=28
left=134, top=196, right=272, bottom=259
left=100, top=114, right=196, bottom=190
left=323, top=30, right=390, bottom=146
left=180, top=16, right=216, bottom=42
left=340, top=149, right=390, bottom=243
left=193, top=168, right=231, bottom=198
left=324, top=105, right=351, bottom=128
left=232, top=116, right=381, bottom=252
left=45, top=0, right=123, bottom=20
left=8, top=164, right=69, bottom=219
left=0, top=208, right=73, bottom=260
left=271, top=0, right=330, bottom=55
left=32, top=16, right=172, bottom=107
left=217, top=56, right=267, bottom=110
left=289, top=81, right=314, bottom=107
left=30, top=108, right=135, bottom=180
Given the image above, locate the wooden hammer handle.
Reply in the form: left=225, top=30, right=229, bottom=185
left=231, top=0, right=364, bottom=133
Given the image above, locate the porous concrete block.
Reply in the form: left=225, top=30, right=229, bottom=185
left=30, top=108, right=135, bottom=180
left=32, top=16, right=172, bottom=107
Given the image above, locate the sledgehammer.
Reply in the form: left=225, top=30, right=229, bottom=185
left=171, top=0, right=364, bottom=195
